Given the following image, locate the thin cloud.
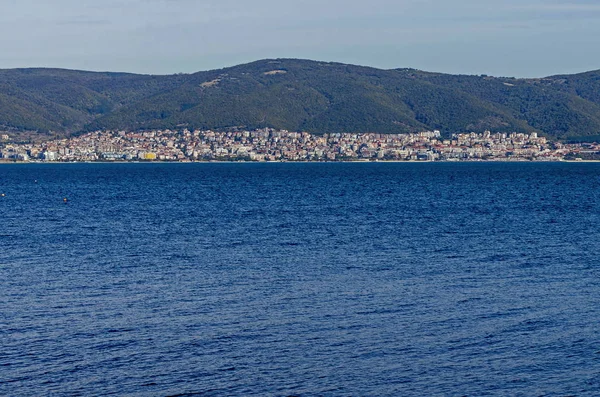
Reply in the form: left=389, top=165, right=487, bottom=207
left=56, top=17, right=110, bottom=26
left=512, top=1, right=600, bottom=12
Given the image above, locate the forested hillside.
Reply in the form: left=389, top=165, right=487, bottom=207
left=1, top=59, right=600, bottom=140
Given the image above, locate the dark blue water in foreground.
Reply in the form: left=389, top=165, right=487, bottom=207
left=1, top=163, right=600, bottom=396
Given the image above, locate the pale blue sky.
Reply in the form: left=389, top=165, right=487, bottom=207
left=0, top=0, right=599, bottom=76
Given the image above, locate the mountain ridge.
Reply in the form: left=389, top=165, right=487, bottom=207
left=1, top=58, right=600, bottom=140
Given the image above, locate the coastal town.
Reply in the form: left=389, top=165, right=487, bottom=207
left=1, top=128, right=599, bottom=162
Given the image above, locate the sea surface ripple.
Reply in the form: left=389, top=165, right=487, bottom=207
left=1, top=163, right=599, bottom=396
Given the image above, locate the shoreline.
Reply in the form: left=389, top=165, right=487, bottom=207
left=2, top=159, right=600, bottom=164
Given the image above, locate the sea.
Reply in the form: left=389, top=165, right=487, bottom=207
left=1, top=162, right=599, bottom=396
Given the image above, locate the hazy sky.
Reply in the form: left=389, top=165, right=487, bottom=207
left=0, top=0, right=599, bottom=76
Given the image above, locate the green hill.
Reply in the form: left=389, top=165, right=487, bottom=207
left=1, top=59, right=600, bottom=140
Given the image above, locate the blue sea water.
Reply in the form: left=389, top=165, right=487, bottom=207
left=1, top=162, right=600, bottom=396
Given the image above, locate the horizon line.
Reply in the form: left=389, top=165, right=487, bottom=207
left=1, top=57, right=598, bottom=79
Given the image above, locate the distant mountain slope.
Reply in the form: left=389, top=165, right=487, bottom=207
left=0, top=69, right=185, bottom=134
left=1, top=59, right=600, bottom=139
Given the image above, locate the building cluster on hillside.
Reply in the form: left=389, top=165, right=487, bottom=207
left=0, top=128, right=598, bottom=162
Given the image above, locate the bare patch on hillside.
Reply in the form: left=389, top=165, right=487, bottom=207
left=200, top=78, right=221, bottom=88
left=264, top=70, right=287, bottom=75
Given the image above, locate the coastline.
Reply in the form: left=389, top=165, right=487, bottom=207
left=2, top=159, right=600, bottom=164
